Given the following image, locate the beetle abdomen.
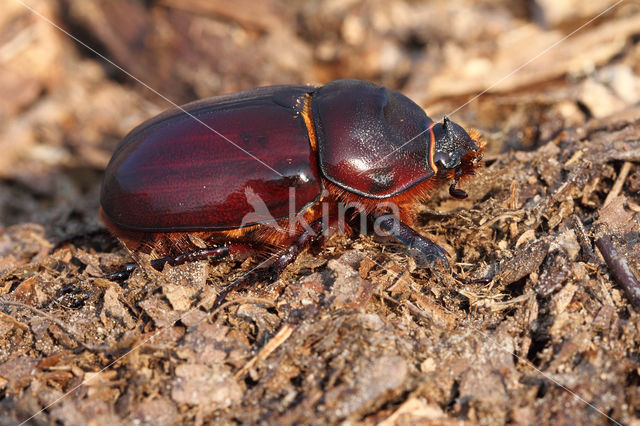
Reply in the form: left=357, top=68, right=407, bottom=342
left=312, top=79, right=436, bottom=198
left=101, top=86, right=322, bottom=232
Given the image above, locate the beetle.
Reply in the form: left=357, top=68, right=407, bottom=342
left=100, top=79, right=484, bottom=303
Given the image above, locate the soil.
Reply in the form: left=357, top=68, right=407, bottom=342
left=1, top=1, right=639, bottom=424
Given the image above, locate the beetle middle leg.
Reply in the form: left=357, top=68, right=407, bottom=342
left=213, top=219, right=326, bottom=308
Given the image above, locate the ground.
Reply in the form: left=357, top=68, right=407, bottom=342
left=1, top=1, right=639, bottom=425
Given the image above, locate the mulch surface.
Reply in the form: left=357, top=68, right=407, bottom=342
left=1, top=1, right=639, bottom=424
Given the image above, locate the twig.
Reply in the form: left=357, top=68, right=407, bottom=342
left=234, top=322, right=295, bottom=379
left=474, top=293, right=531, bottom=311
left=595, top=234, right=640, bottom=308
left=381, top=293, right=433, bottom=323
left=206, top=296, right=276, bottom=322
left=570, top=215, right=599, bottom=263
left=479, top=211, right=524, bottom=229
left=603, top=161, right=632, bottom=207
left=0, top=310, right=28, bottom=330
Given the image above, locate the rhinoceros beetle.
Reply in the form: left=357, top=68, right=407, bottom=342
left=100, top=79, right=485, bottom=304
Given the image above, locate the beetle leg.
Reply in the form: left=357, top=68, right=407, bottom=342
left=152, top=246, right=231, bottom=270
left=52, top=227, right=112, bottom=252
left=103, top=263, right=139, bottom=281
left=449, top=181, right=468, bottom=199
left=376, top=215, right=451, bottom=271
left=104, top=245, right=245, bottom=281
left=376, top=215, right=492, bottom=284
left=213, top=219, right=326, bottom=308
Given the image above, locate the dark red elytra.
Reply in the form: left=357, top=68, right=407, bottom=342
left=100, top=79, right=485, bottom=297
left=101, top=86, right=321, bottom=232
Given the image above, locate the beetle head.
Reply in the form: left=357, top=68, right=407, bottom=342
left=431, top=116, right=484, bottom=199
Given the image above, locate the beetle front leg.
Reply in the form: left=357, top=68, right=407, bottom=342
left=376, top=214, right=451, bottom=272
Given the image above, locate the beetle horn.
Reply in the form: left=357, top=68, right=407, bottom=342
left=442, top=116, right=454, bottom=142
